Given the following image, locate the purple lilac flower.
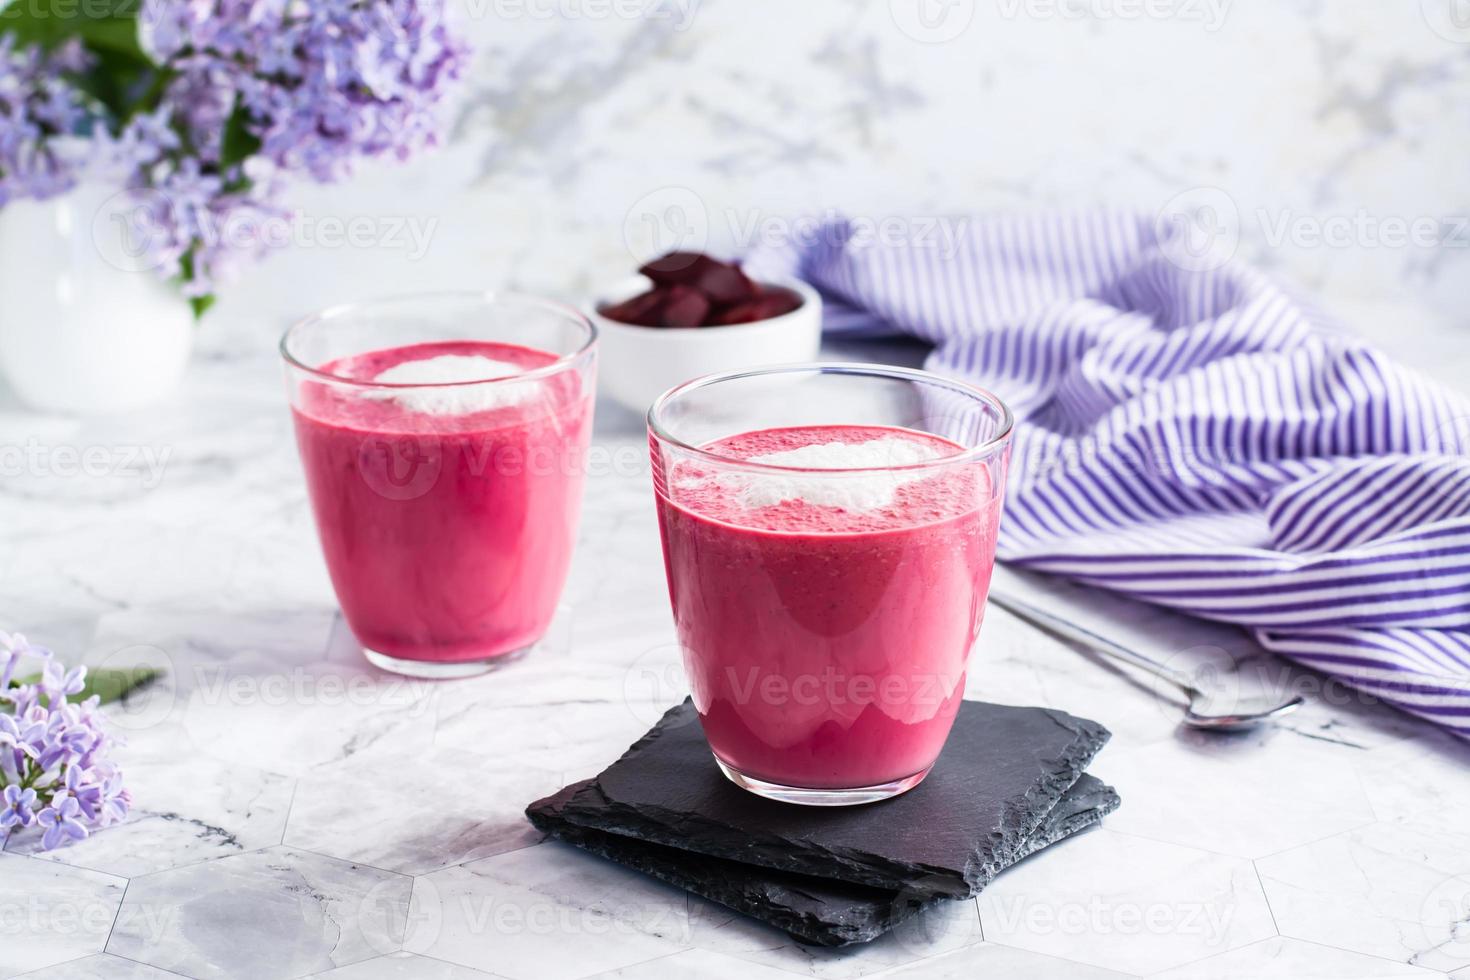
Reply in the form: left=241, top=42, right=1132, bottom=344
left=125, top=0, right=471, bottom=294
left=0, top=632, right=50, bottom=689
left=0, top=633, right=128, bottom=849
left=1, top=2, right=469, bottom=299
left=0, top=37, right=97, bottom=207
left=41, top=661, right=86, bottom=701
left=1, top=785, right=36, bottom=828
left=38, top=796, right=88, bottom=849
left=54, top=764, right=106, bottom=820
left=96, top=771, right=130, bottom=826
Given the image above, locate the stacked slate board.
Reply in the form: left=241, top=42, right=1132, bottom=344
left=527, top=698, right=1118, bottom=946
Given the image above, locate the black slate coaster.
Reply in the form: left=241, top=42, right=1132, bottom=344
left=527, top=698, right=1111, bottom=900
left=532, top=773, right=1119, bottom=946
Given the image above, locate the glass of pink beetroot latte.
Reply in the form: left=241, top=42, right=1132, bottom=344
left=282, top=293, right=596, bottom=678
left=649, top=364, right=1013, bottom=805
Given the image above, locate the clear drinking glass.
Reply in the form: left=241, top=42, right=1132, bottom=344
left=282, top=292, right=597, bottom=678
left=649, top=364, right=1013, bottom=805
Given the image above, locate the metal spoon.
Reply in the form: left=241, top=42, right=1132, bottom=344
left=986, top=588, right=1304, bottom=731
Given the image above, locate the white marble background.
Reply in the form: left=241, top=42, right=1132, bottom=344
left=215, top=0, right=1470, bottom=383
left=3, top=2, right=1470, bottom=979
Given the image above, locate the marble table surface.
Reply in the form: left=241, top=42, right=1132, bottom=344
left=2, top=332, right=1469, bottom=980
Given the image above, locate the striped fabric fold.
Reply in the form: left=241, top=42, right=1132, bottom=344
left=745, top=212, right=1470, bottom=736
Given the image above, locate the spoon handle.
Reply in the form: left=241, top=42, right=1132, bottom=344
left=986, top=588, right=1199, bottom=696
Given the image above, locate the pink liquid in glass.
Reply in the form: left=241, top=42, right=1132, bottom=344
left=292, top=340, right=593, bottom=664
left=655, top=424, right=1002, bottom=789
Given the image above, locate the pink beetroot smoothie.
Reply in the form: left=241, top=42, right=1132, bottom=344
left=655, top=424, right=1003, bottom=789
left=292, top=340, right=593, bottom=664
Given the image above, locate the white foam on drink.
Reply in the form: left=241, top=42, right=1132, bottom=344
left=366, top=354, right=532, bottom=415
left=731, top=436, right=949, bottom=511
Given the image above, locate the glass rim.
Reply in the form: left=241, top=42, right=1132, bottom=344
left=279, top=289, right=598, bottom=390
left=647, top=362, right=1015, bottom=475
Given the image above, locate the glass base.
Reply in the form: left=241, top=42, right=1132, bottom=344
left=713, top=756, right=933, bottom=806
left=363, top=643, right=531, bottom=679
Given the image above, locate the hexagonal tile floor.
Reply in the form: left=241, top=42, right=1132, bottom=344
left=103, top=846, right=411, bottom=979
left=976, top=828, right=1276, bottom=976
left=282, top=744, right=563, bottom=876
left=1099, top=732, right=1376, bottom=858
left=1256, top=818, right=1470, bottom=974
left=402, top=843, right=693, bottom=980
left=1148, top=936, right=1447, bottom=979
left=16, top=953, right=185, bottom=979
left=5, top=742, right=293, bottom=878
left=10, top=351, right=1470, bottom=980
left=0, top=855, right=125, bottom=977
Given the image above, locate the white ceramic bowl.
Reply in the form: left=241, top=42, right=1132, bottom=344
left=587, top=275, right=823, bottom=414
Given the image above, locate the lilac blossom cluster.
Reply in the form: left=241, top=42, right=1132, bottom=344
left=0, top=37, right=96, bottom=208
left=0, top=0, right=469, bottom=302
left=0, top=633, right=130, bottom=850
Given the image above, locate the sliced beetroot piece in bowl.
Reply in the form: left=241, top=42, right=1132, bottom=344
left=609, top=252, right=802, bottom=327
left=639, top=252, right=707, bottom=285
left=753, top=285, right=804, bottom=318
left=639, top=251, right=758, bottom=305
left=709, top=302, right=760, bottom=326
left=710, top=286, right=803, bottom=325
left=658, top=285, right=712, bottom=327
left=598, top=289, right=667, bottom=327
left=693, top=262, right=757, bottom=306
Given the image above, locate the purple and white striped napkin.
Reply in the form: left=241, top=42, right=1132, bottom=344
left=746, top=213, right=1470, bottom=737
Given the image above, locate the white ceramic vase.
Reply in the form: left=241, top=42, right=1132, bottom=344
left=0, top=184, right=193, bottom=415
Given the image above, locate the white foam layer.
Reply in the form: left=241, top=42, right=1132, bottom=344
left=366, top=354, right=532, bottom=415
left=735, top=436, right=948, bottom=511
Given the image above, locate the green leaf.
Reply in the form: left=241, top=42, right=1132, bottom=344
left=79, top=43, right=155, bottom=119
left=10, top=667, right=161, bottom=705
left=174, top=249, right=215, bottom=320
left=219, top=97, right=262, bottom=172
left=0, top=0, right=147, bottom=59
left=80, top=666, right=160, bottom=704
left=0, top=0, right=155, bottom=120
